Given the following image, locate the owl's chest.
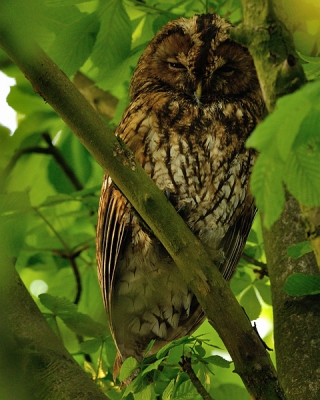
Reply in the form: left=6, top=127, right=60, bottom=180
left=141, top=124, right=253, bottom=236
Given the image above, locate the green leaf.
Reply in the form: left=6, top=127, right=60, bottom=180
left=293, top=108, right=320, bottom=148
left=287, top=241, right=313, bottom=259
left=174, top=379, right=200, bottom=399
left=0, top=192, right=31, bottom=257
left=162, top=379, right=175, bottom=400
left=283, top=273, right=320, bottom=296
left=143, top=339, right=155, bottom=359
left=156, top=336, right=195, bottom=359
left=230, top=272, right=252, bottom=296
left=48, top=12, right=99, bottom=76
left=91, top=0, right=131, bottom=78
left=240, top=287, right=261, bottom=320
left=39, top=294, right=107, bottom=338
left=133, top=384, right=155, bottom=400
left=47, top=127, right=93, bottom=193
left=204, top=355, right=231, bottom=369
left=194, top=344, right=206, bottom=358
left=119, top=357, right=139, bottom=382
left=247, top=92, right=309, bottom=161
left=80, top=338, right=103, bottom=354
left=39, top=293, right=77, bottom=314
left=254, top=278, right=272, bottom=305
left=250, top=151, right=285, bottom=228
left=284, top=145, right=320, bottom=206
left=141, top=358, right=165, bottom=377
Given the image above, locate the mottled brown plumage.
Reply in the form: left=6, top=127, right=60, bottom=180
left=96, top=13, right=264, bottom=376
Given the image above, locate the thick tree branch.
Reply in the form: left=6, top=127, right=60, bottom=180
left=0, top=11, right=284, bottom=400
left=0, top=256, right=108, bottom=400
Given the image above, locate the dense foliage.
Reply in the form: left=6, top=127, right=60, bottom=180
left=0, top=0, right=319, bottom=399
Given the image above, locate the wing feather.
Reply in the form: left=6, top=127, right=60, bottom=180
left=96, top=175, right=130, bottom=327
left=218, top=199, right=257, bottom=281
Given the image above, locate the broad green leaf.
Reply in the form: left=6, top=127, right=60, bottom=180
left=240, top=287, right=261, bottom=320
left=230, top=272, right=252, bottom=296
left=287, top=241, right=313, bottom=259
left=133, top=384, right=155, bottom=400
left=119, top=356, right=139, bottom=382
left=204, top=355, right=231, bottom=369
left=41, top=4, right=84, bottom=33
left=7, top=86, right=51, bottom=114
left=174, top=379, right=201, bottom=399
left=162, top=379, right=175, bottom=400
left=91, top=0, right=131, bottom=79
left=39, top=293, right=77, bottom=314
left=39, top=293, right=107, bottom=337
left=283, top=273, right=320, bottom=296
left=0, top=192, right=31, bottom=257
left=80, top=338, right=103, bottom=354
left=250, top=151, right=285, bottom=228
left=254, top=278, right=272, bottom=305
left=48, top=12, right=99, bottom=76
left=293, top=108, right=320, bottom=148
left=194, top=344, right=206, bottom=358
left=141, top=358, right=165, bottom=377
left=284, top=145, right=320, bottom=206
left=156, top=336, right=194, bottom=359
left=166, top=343, right=184, bottom=364
left=47, top=128, right=93, bottom=193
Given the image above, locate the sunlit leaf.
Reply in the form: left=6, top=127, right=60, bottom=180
left=119, top=357, right=139, bottom=382
left=91, top=0, right=131, bottom=78
left=39, top=293, right=107, bottom=338
left=48, top=12, right=99, bottom=76
left=240, top=287, right=261, bottom=320
left=204, top=355, right=231, bottom=369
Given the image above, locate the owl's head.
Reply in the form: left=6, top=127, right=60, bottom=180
left=130, top=14, right=260, bottom=104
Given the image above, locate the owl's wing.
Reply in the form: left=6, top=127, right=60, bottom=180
left=96, top=175, right=130, bottom=324
left=218, top=199, right=257, bottom=281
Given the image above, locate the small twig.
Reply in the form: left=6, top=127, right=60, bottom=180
left=42, top=132, right=84, bottom=191
left=4, top=146, right=52, bottom=174
left=179, top=356, right=214, bottom=400
left=4, top=132, right=84, bottom=191
left=242, top=253, right=268, bottom=277
left=69, top=256, right=82, bottom=305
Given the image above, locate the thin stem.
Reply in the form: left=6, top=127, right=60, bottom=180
left=34, top=207, right=70, bottom=252
left=179, top=356, right=214, bottom=400
left=42, top=132, right=84, bottom=191
left=70, top=257, right=82, bottom=305
left=4, top=133, right=83, bottom=191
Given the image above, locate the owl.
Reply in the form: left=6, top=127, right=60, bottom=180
left=96, top=13, right=264, bottom=377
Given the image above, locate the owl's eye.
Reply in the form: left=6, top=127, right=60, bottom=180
left=168, top=62, right=186, bottom=70
left=217, top=64, right=235, bottom=74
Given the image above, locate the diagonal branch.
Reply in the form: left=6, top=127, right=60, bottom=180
left=0, top=11, right=284, bottom=400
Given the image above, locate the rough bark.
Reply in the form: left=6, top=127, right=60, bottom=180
left=235, top=0, right=320, bottom=398
left=263, top=194, right=320, bottom=399
left=0, top=256, right=108, bottom=400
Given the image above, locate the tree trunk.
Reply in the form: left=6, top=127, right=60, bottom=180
left=263, top=192, right=320, bottom=399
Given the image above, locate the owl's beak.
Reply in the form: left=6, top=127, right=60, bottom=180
left=195, top=83, right=202, bottom=100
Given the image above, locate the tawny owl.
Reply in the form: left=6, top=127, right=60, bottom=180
left=96, top=13, right=264, bottom=376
